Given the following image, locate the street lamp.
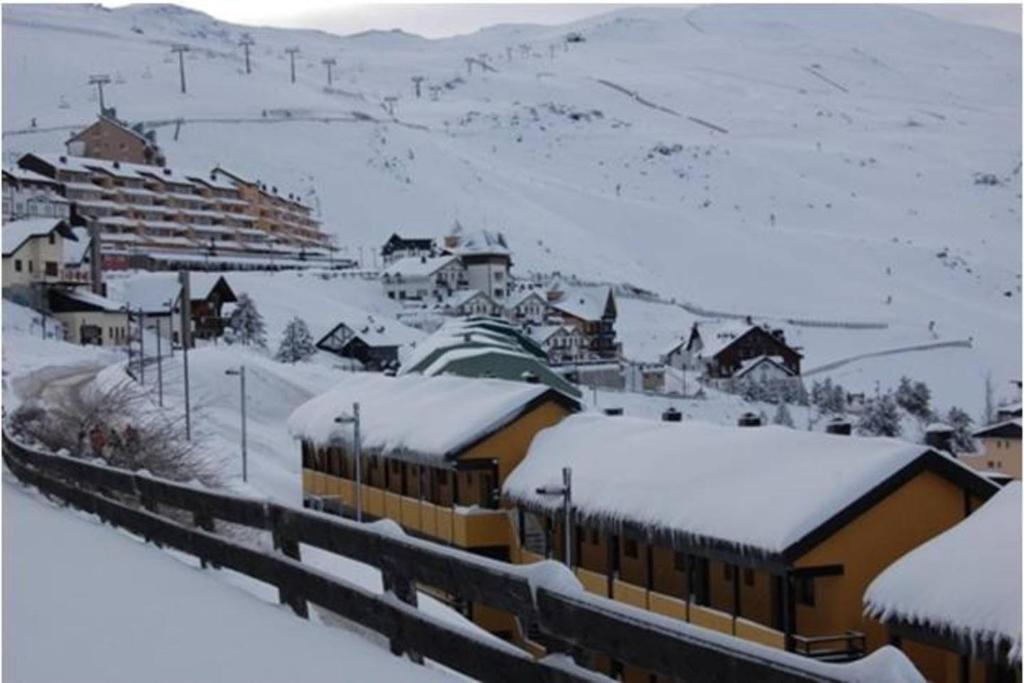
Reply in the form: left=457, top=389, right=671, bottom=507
left=536, top=467, right=573, bottom=568
left=225, top=366, right=247, bottom=482
left=334, top=402, right=362, bottom=521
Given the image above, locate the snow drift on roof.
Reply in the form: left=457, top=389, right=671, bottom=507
left=381, top=254, right=458, bottom=278
left=503, top=413, right=940, bottom=556
left=864, top=482, right=1021, bottom=664
left=549, top=285, right=610, bottom=322
left=287, top=373, right=557, bottom=463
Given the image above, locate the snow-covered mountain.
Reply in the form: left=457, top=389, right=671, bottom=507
left=2, top=3, right=1020, bottom=414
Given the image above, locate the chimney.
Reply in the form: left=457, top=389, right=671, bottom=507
left=420, top=255, right=427, bottom=264
left=662, top=407, right=682, bottom=422
left=825, top=418, right=852, bottom=436
left=112, top=161, right=120, bottom=169
left=604, top=407, right=624, bottom=417
left=59, top=155, right=67, bottom=163
left=924, top=423, right=955, bottom=453
left=737, top=412, right=762, bottom=427
left=163, top=168, right=172, bottom=176
left=520, top=371, right=539, bottom=384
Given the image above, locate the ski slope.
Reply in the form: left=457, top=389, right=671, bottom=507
left=2, top=3, right=1020, bottom=415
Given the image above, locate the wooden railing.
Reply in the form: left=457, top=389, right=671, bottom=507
left=2, top=430, right=861, bottom=683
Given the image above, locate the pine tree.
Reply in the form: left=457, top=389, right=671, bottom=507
left=772, top=401, right=795, bottom=428
left=895, top=376, right=932, bottom=420
left=946, top=406, right=976, bottom=453
left=811, top=377, right=846, bottom=414
left=857, top=392, right=902, bottom=437
left=275, top=316, right=316, bottom=363
left=227, top=293, right=267, bottom=348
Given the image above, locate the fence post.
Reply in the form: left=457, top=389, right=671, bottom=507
left=381, top=560, right=424, bottom=664
left=193, top=508, right=216, bottom=569
left=269, top=506, right=309, bottom=618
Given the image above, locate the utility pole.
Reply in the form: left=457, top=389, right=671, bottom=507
left=171, top=45, right=190, bottom=94
left=225, top=366, right=248, bottom=482
left=535, top=467, right=573, bottom=568
left=411, top=75, right=424, bottom=98
left=88, top=74, right=111, bottom=115
left=240, top=34, right=254, bottom=74
left=138, top=306, right=145, bottom=384
left=178, top=271, right=192, bottom=441
left=322, top=57, right=336, bottom=86
left=285, top=47, right=300, bottom=83
left=334, top=403, right=362, bottom=521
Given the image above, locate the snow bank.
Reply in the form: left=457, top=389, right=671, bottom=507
left=288, top=373, right=554, bottom=462
left=504, top=413, right=943, bottom=555
left=864, top=482, right=1022, bottom=664
left=2, top=477, right=455, bottom=683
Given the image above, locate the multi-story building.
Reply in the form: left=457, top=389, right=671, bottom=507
left=17, top=153, right=332, bottom=271
left=443, top=229, right=512, bottom=302
left=2, top=218, right=91, bottom=294
left=380, top=254, right=465, bottom=301
left=547, top=284, right=620, bottom=359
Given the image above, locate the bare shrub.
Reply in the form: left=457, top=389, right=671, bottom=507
left=8, top=379, right=221, bottom=487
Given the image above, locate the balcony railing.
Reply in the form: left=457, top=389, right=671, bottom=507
left=792, top=632, right=867, bottom=663
left=303, top=470, right=511, bottom=549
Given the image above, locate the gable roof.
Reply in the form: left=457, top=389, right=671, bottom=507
left=381, top=254, right=459, bottom=279
left=316, top=315, right=424, bottom=350
left=48, top=287, right=125, bottom=313
left=287, top=373, right=576, bottom=464
left=507, top=289, right=548, bottom=310
left=734, top=355, right=796, bottom=379
left=503, top=414, right=997, bottom=565
left=693, top=321, right=801, bottom=360
left=549, top=285, right=614, bottom=322
left=67, top=115, right=158, bottom=149
left=2, top=218, right=75, bottom=256
left=973, top=418, right=1022, bottom=439
left=442, top=289, right=493, bottom=309
left=865, top=482, right=1021, bottom=664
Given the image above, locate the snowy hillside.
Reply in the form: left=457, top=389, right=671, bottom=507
left=2, top=3, right=1020, bottom=414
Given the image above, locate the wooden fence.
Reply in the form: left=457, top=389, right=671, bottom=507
left=2, top=430, right=848, bottom=683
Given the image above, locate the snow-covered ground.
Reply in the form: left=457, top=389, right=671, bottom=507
left=1, top=3, right=1019, bottom=417
left=2, top=475, right=458, bottom=683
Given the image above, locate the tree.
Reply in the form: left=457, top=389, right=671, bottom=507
left=895, top=376, right=932, bottom=421
left=857, top=392, right=902, bottom=437
left=946, top=406, right=976, bottom=453
left=811, top=378, right=846, bottom=414
left=772, top=401, right=795, bottom=428
left=227, top=293, right=266, bottom=348
left=275, top=316, right=316, bottom=363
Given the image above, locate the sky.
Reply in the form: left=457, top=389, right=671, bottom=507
left=96, top=2, right=1021, bottom=38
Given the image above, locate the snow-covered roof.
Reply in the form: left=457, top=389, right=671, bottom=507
left=448, top=229, right=511, bottom=256
left=503, top=413, right=986, bottom=557
left=64, top=227, right=91, bottom=265
left=527, top=324, right=567, bottom=344
left=734, top=355, right=794, bottom=379
left=381, top=254, right=459, bottom=279
left=2, top=218, right=74, bottom=256
left=55, top=288, right=126, bottom=313
left=287, top=373, right=568, bottom=463
left=116, top=274, right=181, bottom=313
left=507, top=289, right=547, bottom=309
left=319, top=315, right=424, bottom=349
left=973, top=418, right=1022, bottom=439
left=693, top=321, right=758, bottom=358
left=864, top=482, right=1021, bottom=664
left=548, top=285, right=612, bottom=322
left=442, top=289, right=492, bottom=309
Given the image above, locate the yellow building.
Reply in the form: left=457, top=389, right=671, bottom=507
left=502, top=413, right=998, bottom=679
left=865, top=482, right=1021, bottom=683
left=288, top=373, right=579, bottom=638
left=961, top=417, right=1022, bottom=481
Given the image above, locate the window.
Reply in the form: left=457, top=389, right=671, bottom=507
left=673, top=552, right=687, bottom=572
left=48, top=232, right=55, bottom=245
left=623, top=538, right=639, bottom=559
left=989, top=461, right=995, bottom=468
left=797, top=577, right=815, bottom=607
left=744, top=568, right=755, bottom=587
left=14, top=260, right=22, bottom=272
left=45, top=261, right=58, bottom=276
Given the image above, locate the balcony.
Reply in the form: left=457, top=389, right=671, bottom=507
left=303, top=470, right=512, bottom=550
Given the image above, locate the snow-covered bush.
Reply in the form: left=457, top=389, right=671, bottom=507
left=275, top=317, right=317, bottom=364
left=810, top=378, right=846, bottom=414
left=946, top=406, right=976, bottom=453
left=856, top=392, right=902, bottom=437
left=772, top=401, right=795, bottom=428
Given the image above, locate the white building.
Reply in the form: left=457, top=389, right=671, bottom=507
left=439, top=289, right=498, bottom=317
left=528, top=324, right=588, bottom=364
left=381, top=254, right=465, bottom=302
left=2, top=169, right=71, bottom=222
left=2, top=218, right=87, bottom=290
left=443, top=229, right=512, bottom=302
left=506, top=290, right=550, bottom=323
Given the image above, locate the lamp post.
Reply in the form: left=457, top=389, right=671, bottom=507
left=334, top=402, right=362, bottom=521
left=146, top=318, right=164, bottom=406
left=535, top=467, right=573, bottom=568
left=225, top=366, right=247, bottom=482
